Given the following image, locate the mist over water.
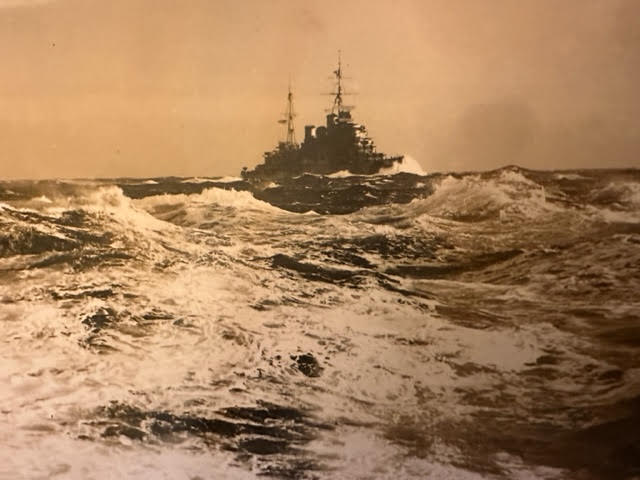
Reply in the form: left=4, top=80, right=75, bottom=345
left=1, top=166, right=639, bottom=479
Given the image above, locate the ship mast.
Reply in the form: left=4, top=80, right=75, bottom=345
left=278, top=81, right=297, bottom=145
left=330, top=50, right=353, bottom=115
left=332, top=51, right=344, bottom=114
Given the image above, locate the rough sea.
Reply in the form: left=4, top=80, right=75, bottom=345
left=1, top=166, right=639, bottom=480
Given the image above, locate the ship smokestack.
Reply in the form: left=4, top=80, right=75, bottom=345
left=304, top=125, right=315, bottom=142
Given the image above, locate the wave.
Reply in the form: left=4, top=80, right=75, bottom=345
left=135, top=187, right=289, bottom=227
left=378, top=154, right=426, bottom=176
left=322, top=156, right=425, bottom=178
left=180, top=176, right=242, bottom=184
left=140, top=187, right=284, bottom=212
left=0, top=187, right=176, bottom=264
left=32, top=195, right=54, bottom=204
left=554, top=172, right=590, bottom=181
left=590, top=181, right=640, bottom=208
left=322, top=156, right=425, bottom=179
left=356, top=168, right=557, bottom=225
left=0, top=210, right=81, bottom=258
left=59, top=186, right=175, bottom=233
left=576, top=179, right=640, bottom=224
left=325, top=170, right=352, bottom=179
left=181, top=177, right=214, bottom=184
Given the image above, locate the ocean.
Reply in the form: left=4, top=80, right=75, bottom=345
left=1, top=166, right=639, bottom=479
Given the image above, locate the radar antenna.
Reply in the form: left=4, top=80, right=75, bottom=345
left=278, top=80, right=297, bottom=145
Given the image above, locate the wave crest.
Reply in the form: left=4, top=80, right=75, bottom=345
left=135, top=187, right=288, bottom=227
left=406, top=169, right=555, bottom=222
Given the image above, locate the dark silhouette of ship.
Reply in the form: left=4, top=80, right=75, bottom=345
left=241, top=54, right=404, bottom=183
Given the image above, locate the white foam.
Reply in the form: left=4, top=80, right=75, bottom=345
left=180, top=177, right=214, bottom=184
left=589, top=205, right=640, bottom=224
left=180, top=176, right=242, bottom=184
left=378, top=154, right=426, bottom=176
left=310, top=428, right=490, bottom=479
left=554, top=173, right=588, bottom=180
left=79, top=186, right=176, bottom=234
left=326, top=169, right=352, bottom=178
left=324, top=156, right=425, bottom=178
left=214, top=175, right=244, bottom=183
left=584, top=181, right=640, bottom=223
left=599, top=181, right=640, bottom=207
left=0, top=433, right=253, bottom=480
left=137, top=187, right=285, bottom=214
left=405, top=170, right=560, bottom=222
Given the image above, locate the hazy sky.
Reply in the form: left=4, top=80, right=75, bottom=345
left=1, top=0, right=638, bottom=179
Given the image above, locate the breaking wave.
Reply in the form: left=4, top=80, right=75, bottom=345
left=408, top=169, right=555, bottom=221
left=137, top=186, right=285, bottom=214
left=134, top=187, right=288, bottom=228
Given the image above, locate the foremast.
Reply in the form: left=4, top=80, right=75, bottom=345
left=278, top=81, right=297, bottom=145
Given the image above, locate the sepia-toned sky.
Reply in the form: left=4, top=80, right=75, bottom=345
left=0, top=0, right=639, bottom=179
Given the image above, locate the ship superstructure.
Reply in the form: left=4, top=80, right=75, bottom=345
left=241, top=54, right=403, bottom=183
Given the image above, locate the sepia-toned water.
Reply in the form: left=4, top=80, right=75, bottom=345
left=1, top=166, right=639, bottom=479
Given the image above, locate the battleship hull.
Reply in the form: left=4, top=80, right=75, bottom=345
left=242, top=149, right=404, bottom=184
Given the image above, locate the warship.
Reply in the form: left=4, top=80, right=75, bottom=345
left=241, top=54, right=404, bottom=183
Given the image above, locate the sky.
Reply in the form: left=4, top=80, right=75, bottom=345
left=0, top=0, right=638, bottom=179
